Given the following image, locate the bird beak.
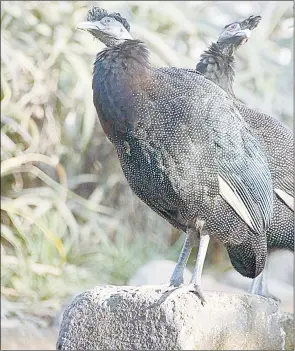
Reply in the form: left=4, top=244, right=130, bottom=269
left=76, top=21, right=104, bottom=32
left=238, top=28, right=252, bottom=39
left=236, top=29, right=252, bottom=45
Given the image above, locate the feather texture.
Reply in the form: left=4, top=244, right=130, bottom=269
left=275, top=188, right=294, bottom=211
left=195, top=18, right=294, bottom=255
left=218, top=175, right=255, bottom=231
left=92, top=40, right=273, bottom=278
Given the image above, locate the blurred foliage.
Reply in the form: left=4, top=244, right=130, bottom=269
left=1, top=1, right=293, bottom=311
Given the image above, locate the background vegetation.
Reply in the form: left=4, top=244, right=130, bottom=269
left=1, top=0, right=293, bottom=323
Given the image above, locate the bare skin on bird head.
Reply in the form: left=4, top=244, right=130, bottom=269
left=218, top=15, right=261, bottom=48
left=76, top=7, right=132, bottom=46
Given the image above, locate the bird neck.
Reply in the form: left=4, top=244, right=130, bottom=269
left=196, top=42, right=236, bottom=97
left=216, top=40, right=239, bottom=56
left=93, top=40, right=151, bottom=139
left=99, top=32, right=134, bottom=47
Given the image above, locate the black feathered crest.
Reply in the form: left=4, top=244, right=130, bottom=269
left=87, top=7, right=131, bottom=32
left=223, top=15, right=261, bottom=31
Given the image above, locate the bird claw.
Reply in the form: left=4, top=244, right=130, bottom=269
left=260, top=292, right=281, bottom=303
left=250, top=280, right=281, bottom=303
left=162, top=283, right=181, bottom=294
left=269, top=295, right=281, bottom=303
left=169, top=277, right=184, bottom=288
left=164, top=283, right=206, bottom=306
left=188, top=283, right=207, bottom=306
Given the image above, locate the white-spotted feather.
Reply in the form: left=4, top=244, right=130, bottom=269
left=275, top=188, right=294, bottom=211
left=218, top=175, right=256, bottom=232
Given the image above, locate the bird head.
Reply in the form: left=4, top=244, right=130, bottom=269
left=76, top=7, right=132, bottom=46
left=217, top=15, right=261, bottom=47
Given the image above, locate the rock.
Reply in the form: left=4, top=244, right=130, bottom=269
left=128, top=260, right=244, bottom=295
left=219, top=268, right=293, bottom=313
left=53, top=292, right=84, bottom=330
left=128, top=259, right=192, bottom=285
left=281, top=313, right=294, bottom=350
left=57, top=285, right=291, bottom=350
left=267, top=279, right=293, bottom=309
left=220, top=250, right=294, bottom=293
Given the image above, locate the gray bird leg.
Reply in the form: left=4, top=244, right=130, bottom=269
left=250, top=258, right=280, bottom=301
left=190, top=233, right=210, bottom=304
left=250, top=270, right=266, bottom=296
left=169, top=229, right=195, bottom=287
left=250, top=256, right=269, bottom=296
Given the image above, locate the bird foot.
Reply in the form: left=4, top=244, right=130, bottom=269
left=259, top=292, right=281, bottom=303
left=162, top=283, right=181, bottom=294
left=269, top=294, right=281, bottom=303
left=186, top=283, right=207, bottom=306
left=250, top=283, right=281, bottom=303
left=164, top=283, right=206, bottom=306
left=169, top=276, right=184, bottom=288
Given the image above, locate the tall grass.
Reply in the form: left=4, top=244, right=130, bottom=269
left=1, top=1, right=293, bottom=313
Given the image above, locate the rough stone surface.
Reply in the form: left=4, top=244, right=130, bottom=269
left=281, top=312, right=294, bottom=350
left=219, top=252, right=293, bottom=313
left=57, top=285, right=291, bottom=350
left=128, top=259, right=293, bottom=312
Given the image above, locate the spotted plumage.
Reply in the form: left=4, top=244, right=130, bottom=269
left=196, top=15, right=294, bottom=253
left=91, top=35, right=273, bottom=277
left=77, top=8, right=276, bottom=302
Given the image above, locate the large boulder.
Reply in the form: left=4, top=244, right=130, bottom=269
left=127, top=258, right=293, bottom=313
left=57, top=285, right=293, bottom=350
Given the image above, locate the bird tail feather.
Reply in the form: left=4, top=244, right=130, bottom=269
left=225, top=232, right=267, bottom=278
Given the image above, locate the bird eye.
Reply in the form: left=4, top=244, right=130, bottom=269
left=224, top=23, right=236, bottom=30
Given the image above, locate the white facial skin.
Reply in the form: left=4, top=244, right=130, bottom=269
left=76, top=16, right=133, bottom=41
left=218, top=22, right=251, bottom=43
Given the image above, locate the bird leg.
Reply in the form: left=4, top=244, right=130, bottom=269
left=250, top=270, right=267, bottom=296
left=168, top=230, right=210, bottom=306
left=169, top=229, right=195, bottom=287
left=249, top=258, right=280, bottom=302
left=167, top=224, right=210, bottom=306
left=189, top=232, right=210, bottom=305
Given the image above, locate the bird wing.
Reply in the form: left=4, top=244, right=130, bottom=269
left=211, top=95, right=274, bottom=234
left=215, top=121, right=274, bottom=234
left=274, top=188, right=294, bottom=210
left=274, top=175, right=293, bottom=210
left=153, top=68, right=273, bottom=234
left=233, top=102, right=294, bottom=211
left=277, top=176, right=294, bottom=197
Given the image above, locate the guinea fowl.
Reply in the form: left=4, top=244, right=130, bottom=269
left=76, top=7, right=274, bottom=304
left=196, top=16, right=294, bottom=297
left=196, top=15, right=261, bottom=98
left=197, top=15, right=293, bottom=211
